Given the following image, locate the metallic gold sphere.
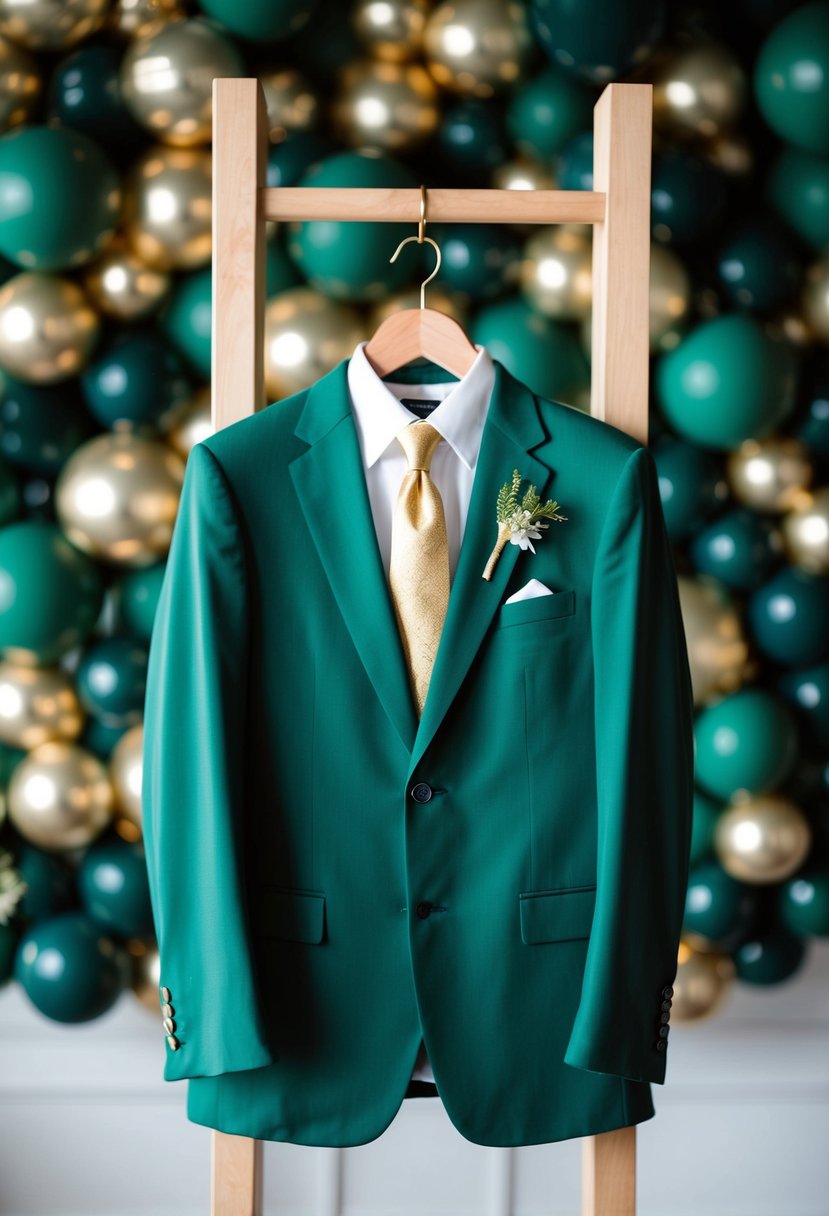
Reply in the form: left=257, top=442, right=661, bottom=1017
left=123, top=145, right=212, bottom=271
left=0, top=34, right=40, bottom=133
left=714, top=793, right=812, bottom=884
left=727, top=437, right=814, bottom=514
left=802, top=255, right=829, bottom=343
left=649, top=242, right=692, bottom=352
left=423, top=0, right=534, bottom=97
left=0, top=271, right=100, bottom=384
left=7, top=739, right=114, bottom=851
left=120, top=17, right=244, bottom=148
left=491, top=155, right=556, bottom=194
left=331, top=58, right=441, bottom=152
left=677, top=576, right=750, bottom=707
left=130, top=940, right=161, bottom=1013
left=83, top=237, right=171, bottom=322
left=54, top=431, right=185, bottom=567
left=653, top=43, right=747, bottom=139
left=163, top=385, right=213, bottom=459
left=368, top=284, right=467, bottom=328
left=110, top=722, right=143, bottom=828
left=0, top=0, right=107, bottom=51
left=258, top=68, right=320, bottom=143
left=353, top=0, right=429, bottom=62
left=109, top=0, right=184, bottom=39
left=703, top=130, right=754, bottom=177
left=519, top=224, right=592, bottom=321
left=264, top=288, right=365, bottom=399
left=0, top=660, right=85, bottom=749
left=781, top=486, right=829, bottom=574
left=671, top=938, right=736, bottom=1021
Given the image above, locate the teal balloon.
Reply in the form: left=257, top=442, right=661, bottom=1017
left=427, top=223, right=520, bottom=303
left=0, top=374, right=97, bottom=477
left=79, top=716, right=130, bottom=761
left=715, top=215, right=803, bottom=313
left=78, top=837, right=153, bottom=939
left=748, top=567, right=829, bottom=667
left=683, top=858, right=756, bottom=946
left=0, top=923, right=17, bottom=986
left=0, top=520, right=103, bottom=664
left=651, top=436, right=723, bottom=542
left=0, top=739, right=25, bottom=785
left=777, top=663, right=829, bottom=748
left=690, top=789, right=723, bottom=866
left=779, top=864, right=829, bottom=935
left=266, top=132, right=335, bottom=189
left=470, top=296, right=589, bottom=403
left=46, top=44, right=144, bottom=157
left=0, top=126, right=120, bottom=272
left=287, top=151, right=418, bottom=302
left=754, top=1, right=829, bottom=153
left=117, top=561, right=165, bottom=641
left=557, top=131, right=594, bottom=190
left=279, top=2, right=361, bottom=82
left=0, top=452, right=20, bottom=525
left=793, top=354, right=829, bottom=456
left=690, top=507, right=781, bottom=591
left=13, top=911, right=129, bottom=1023
left=197, top=0, right=320, bottom=41
left=767, top=146, right=829, bottom=250
left=694, top=687, right=800, bottom=800
left=81, top=331, right=192, bottom=428
left=655, top=314, right=799, bottom=450
left=506, top=66, right=594, bottom=157
left=16, top=845, right=76, bottom=923
left=651, top=149, right=729, bottom=245
left=733, top=926, right=808, bottom=983
left=530, top=0, right=665, bottom=82
left=76, top=635, right=148, bottom=727
left=437, top=100, right=511, bottom=182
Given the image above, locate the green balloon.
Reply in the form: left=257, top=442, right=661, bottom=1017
left=690, top=507, right=780, bottom=591
left=197, top=0, right=320, bottom=41
left=777, top=663, right=829, bottom=749
left=79, top=716, right=130, bottom=761
left=733, top=926, right=808, bottom=984
left=690, top=789, right=723, bottom=866
left=78, top=837, right=154, bottom=939
left=656, top=314, right=800, bottom=450
left=266, top=133, right=334, bottom=189
left=0, top=520, right=104, bottom=664
left=0, top=739, right=25, bottom=785
left=794, top=357, right=829, bottom=455
left=651, top=436, right=723, bottom=542
left=767, top=146, right=829, bottom=250
left=0, top=452, right=20, bottom=526
left=46, top=44, right=144, bottom=157
left=14, top=911, right=129, bottom=1023
left=427, top=223, right=520, bottom=303
left=470, top=296, right=589, bottom=402
left=16, top=845, right=76, bottom=923
left=76, top=634, right=148, bottom=727
left=117, top=561, right=165, bottom=641
left=683, top=858, right=755, bottom=944
left=694, top=688, right=800, bottom=800
left=81, top=331, right=192, bottom=428
left=287, top=151, right=418, bottom=302
left=754, top=1, right=829, bottom=153
left=748, top=567, right=829, bottom=667
left=437, top=100, right=511, bottom=182
left=779, top=864, right=829, bottom=935
left=650, top=148, right=729, bottom=245
left=506, top=66, right=594, bottom=157
left=715, top=215, right=803, bottom=312
left=0, top=373, right=97, bottom=477
left=530, top=0, right=665, bottom=82
left=0, top=126, right=120, bottom=272
left=557, top=131, right=595, bottom=190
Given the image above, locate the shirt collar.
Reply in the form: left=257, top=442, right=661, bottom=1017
left=346, top=339, right=494, bottom=472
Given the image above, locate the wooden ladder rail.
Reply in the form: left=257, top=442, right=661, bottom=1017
left=209, top=75, right=652, bottom=1216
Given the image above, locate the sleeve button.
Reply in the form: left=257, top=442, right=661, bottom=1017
left=166, top=1035, right=180, bottom=1051
left=163, top=1017, right=176, bottom=1034
left=161, top=986, right=171, bottom=1002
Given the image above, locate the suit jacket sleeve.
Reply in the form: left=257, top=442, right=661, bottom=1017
left=563, top=444, right=694, bottom=1085
left=142, top=440, right=274, bottom=1081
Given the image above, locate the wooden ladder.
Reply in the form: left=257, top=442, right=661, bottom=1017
left=209, top=75, right=653, bottom=1216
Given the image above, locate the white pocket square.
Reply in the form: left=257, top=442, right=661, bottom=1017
left=504, top=578, right=556, bottom=605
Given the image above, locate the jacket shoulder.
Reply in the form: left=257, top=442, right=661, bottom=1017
left=536, top=392, right=648, bottom=483
left=196, top=386, right=311, bottom=480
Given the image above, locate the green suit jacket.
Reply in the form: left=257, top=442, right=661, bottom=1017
left=142, top=354, right=695, bottom=1148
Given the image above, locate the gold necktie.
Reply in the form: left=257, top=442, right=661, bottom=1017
left=389, top=421, right=450, bottom=718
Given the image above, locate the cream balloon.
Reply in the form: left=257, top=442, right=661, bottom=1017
left=258, top=68, right=320, bottom=143
left=7, top=740, right=114, bottom=851
left=0, top=272, right=100, bottom=384
left=109, top=0, right=185, bottom=39
left=781, top=486, right=829, bottom=574
left=676, top=576, right=750, bottom=706
left=0, top=34, right=40, bottom=132
left=423, top=0, right=534, bottom=97
left=130, top=941, right=163, bottom=1014
left=0, top=660, right=86, bottom=749
left=714, top=793, right=812, bottom=884
left=163, top=385, right=213, bottom=459
left=353, top=0, right=429, bottom=62
left=670, top=938, right=736, bottom=1021
left=652, top=43, right=747, bottom=139
left=83, top=237, right=171, bottom=322
left=123, top=145, right=212, bottom=271
left=519, top=224, right=593, bottom=321
left=264, top=288, right=365, bottom=399
left=802, top=255, right=829, bottom=343
left=0, top=0, right=107, bottom=51
left=331, top=59, right=440, bottom=152
left=727, top=437, right=813, bottom=513
left=110, top=722, right=144, bottom=827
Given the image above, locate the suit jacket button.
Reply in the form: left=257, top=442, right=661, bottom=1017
left=658, top=1024, right=669, bottom=1038
left=416, top=901, right=433, bottom=919
left=661, top=984, right=674, bottom=999
left=166, top=1035, right=180, bottom=1051
left=411, top=783, right=433, bottom=803
left=661, top=999, right=672, bottom=1012
left=659, top=1011, right=670, bottom=1024
left=655, top=1038, right=666, bottom=1051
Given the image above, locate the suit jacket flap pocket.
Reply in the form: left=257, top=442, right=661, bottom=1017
left=255, top=886, right=326, bottom=943
left=519, top=884, right=596, bottom=944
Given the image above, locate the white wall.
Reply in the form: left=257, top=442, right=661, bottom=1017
left=1, top=940, right=828, bottom=1216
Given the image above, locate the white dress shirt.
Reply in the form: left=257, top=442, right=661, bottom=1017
left=346, top=338, right=495, bottom=1085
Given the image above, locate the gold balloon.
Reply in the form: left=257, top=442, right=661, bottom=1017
left=258, top=68, right=320, bottom=143
left=727, top=437, right=813, bottom=513
left=491, top=155, right=556, bottom=195
left=163, top=385, right=213, bottom=458
left=331, top=58, right=440, bottom=152
left=120, top=17, right=243, bottom=148
left=715, top=793, right=812, bottom=884
left=353, top=0, right=429, bottom=61
left=83, top=237, right=171, bottom=322
left=368, top=284, right=467, bottom=328
left=54, top=432, right=185, bottom=567
left=519, top=224, right=592, bottom=321
left=0, top=272, right=100, bottom=384
left=0, top=660, right=85, bottom=749
left=677, top=576, right=749, bottom=706
left=423, top=0, right=534, bottom=97
left=110, top=722, right=143, bottom=827
left=7, top=740, right=114, bottom=851
left=652, top=43, right=747, bottom=139
left=648, top=243, right=692, bottom=352
left=130, top=940, right=162, bottom=1013
left=0, top=0, right=107, bottom=51
left=264, top=288, right=365, bottom=399
left=781, top=486, right=829, bottom=574
left=123, top=145, right=212, bottom=271
left=703, top=130, right=754, bottom=177
left=802, top=255, right=829, bottom=343
left=109, top=0, right=184, bottom=39
left=670, top=938, right=736, bottom=1021
left=0, top=34, right=40, bottom=132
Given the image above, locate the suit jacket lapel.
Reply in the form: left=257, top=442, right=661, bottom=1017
left=289, top=361, right=419, bottom=754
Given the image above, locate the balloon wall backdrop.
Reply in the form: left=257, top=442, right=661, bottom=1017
left=0, top=0, right=827, bottom=1038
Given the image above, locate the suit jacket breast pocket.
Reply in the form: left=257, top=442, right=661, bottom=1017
left=496, top=588, right=577, bottom=630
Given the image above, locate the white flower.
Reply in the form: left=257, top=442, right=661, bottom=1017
left=507, top=510, right=549, bottom=553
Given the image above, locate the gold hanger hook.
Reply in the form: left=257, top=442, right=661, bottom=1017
left=389, top=184, right=441, bottom=310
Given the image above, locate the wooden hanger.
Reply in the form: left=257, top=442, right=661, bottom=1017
left=362, top=184, right=479, bottom=380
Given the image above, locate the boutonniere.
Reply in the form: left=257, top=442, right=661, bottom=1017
left=482, top=469, right=567, bottom=581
